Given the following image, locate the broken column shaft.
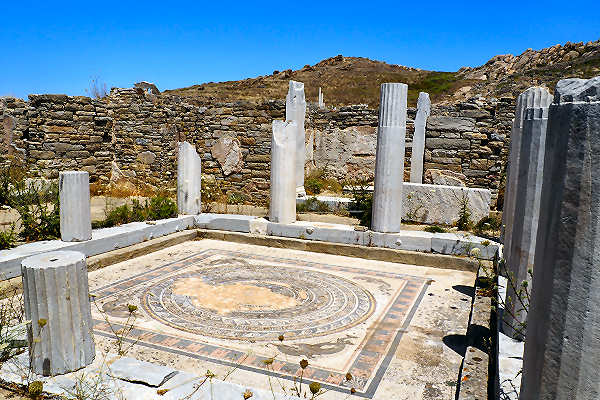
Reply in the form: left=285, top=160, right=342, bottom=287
left=269, top=120, right=297, bottom=223
left=177, top=141, right=202, bottom=215
left=285, top=80, right=307, bottom=197
left=59, top=171, right=92, bottom=242
left=371, top=83, right=408, bottom=233
left=21, top=251, right=95, bottom=376
left=409, top=92, right=430, bottom=183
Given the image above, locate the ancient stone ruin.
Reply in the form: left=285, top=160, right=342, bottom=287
left=0, top=88, right=513, bottom=208
left=2, top=60, right=599, bottom=400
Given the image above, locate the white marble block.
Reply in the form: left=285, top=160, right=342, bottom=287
left=371, top=83, right=408, bottom=233
left=270, top=120, right=297, bottom=224
left=285, top=80, right=307, bottom=196
left=59, top=171, right=92, bottom=242
left=503, top=102, right=550, bottom=340
left=521, top=76, right=600, bottom=399
left=21, top=251, right=95, bottom=376
left=409, top=92, right=431, bottom=183
left=177, top=141, right=202, bottom=215
left=502, top=87, right=552, bottom=259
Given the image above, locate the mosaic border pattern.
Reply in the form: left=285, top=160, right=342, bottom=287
left=92, top=249, right=430, bottom=398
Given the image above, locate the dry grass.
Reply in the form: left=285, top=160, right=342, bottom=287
left=164, top=46, right=600, bottom=107
left=90, top=181, right=173, bottom=199
left=164, top=56, right=474, bottom=108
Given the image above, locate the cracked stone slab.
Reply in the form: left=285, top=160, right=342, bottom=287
left=108, top=357, right=177, bottom=387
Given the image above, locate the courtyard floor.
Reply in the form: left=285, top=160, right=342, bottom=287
left=85, top=238, right=475, bottom=400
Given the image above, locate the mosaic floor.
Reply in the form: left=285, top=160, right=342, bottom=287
left=88, top=240, right=475, bottom=399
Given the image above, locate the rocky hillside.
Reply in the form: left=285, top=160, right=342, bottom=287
left=454, top=40, right=600, bottom=101
left=164, top=39, right=600, bottom=106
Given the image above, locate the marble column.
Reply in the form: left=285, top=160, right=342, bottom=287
left=285, top=80, right=307, bottom=197
left=59, top=171, right=92, bottom=242
left=409, top=92, right=431, bottom=183
left=22, top=251, right=95, bottom=376
left=521, top=76, right=600, bottom=399
left=269, top=120, right=297, bottom=223
left=503, top=99, right=550, bottom=340
left=177, top=141, right=202, bottom=215
left=371, top=83, right=408, bottom=233
left=502, top=87, right=552, bottom=259
left=318, top=87, right=325, bottom=109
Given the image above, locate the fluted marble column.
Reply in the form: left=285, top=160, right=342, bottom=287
left=59, top=171, right=92, bottom=242
left=502, top=87, right=552, bottom=258
left=371, top=83, right=408, bottom=233
left=269, top=120, right=297, bottom=223
left=521, top=76, right=600, bottom=399
left=177, top=141, right=202, bottom=215
left=285, top=80, right=307, bottom=197
left=409, top=92, right=431, bottom=183
left=22, top=251, right=95, bottom=376
left=503, top=100, right=550, bottom=340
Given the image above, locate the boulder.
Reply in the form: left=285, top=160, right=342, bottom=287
left=211, top=136, right=244, bottom=176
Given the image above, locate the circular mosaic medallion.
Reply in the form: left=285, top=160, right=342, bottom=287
left=141, top=263, right=375, bottom=341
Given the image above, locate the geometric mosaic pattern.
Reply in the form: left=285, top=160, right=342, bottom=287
left=91, top=249, right=429, bottom=398
left=142, top=262, right=375, bottom=341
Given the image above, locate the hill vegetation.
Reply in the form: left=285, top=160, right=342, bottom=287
left=164, top=40, right=600, bottom=106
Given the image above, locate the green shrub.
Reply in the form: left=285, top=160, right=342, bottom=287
left=96, top=204, right=132, bottom=228
left=456, top=194, right=472, bottom=231
left=305, top=178, right=324, bottom=195
left=11, top=181, right=60, bottom=242
left=0, top=169, right=11, bottom=207
left=0, top=164, right=26, bottom=206
left=424, top=225, right=447, bottom=233
left=0, top=165, right=61, bottom=242
left=0, top=226, right=17, bottom=250
left=304, top=168, right=343, bottom=195
left=94, top=196, right=178, bottom=229
left=201, top=177, right=224, bottom=212
left=146, top=195, right=178, bottom=220
left=474, top=215, right=502, bottom=234
left=348, top=182, right=372, bottom=227
left=296, top=197, right=331, bottom=213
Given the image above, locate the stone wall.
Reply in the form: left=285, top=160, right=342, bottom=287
left=309, top=98, right=513, bottom=206
left=1, top=88, right=514, bottom=208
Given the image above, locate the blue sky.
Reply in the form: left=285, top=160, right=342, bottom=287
left=1, top=1, right=598, bottom=99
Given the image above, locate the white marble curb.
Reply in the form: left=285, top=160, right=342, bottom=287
left=0, top=213, right=499, bottom=279
left=0, top=216, right=195, bottom=279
